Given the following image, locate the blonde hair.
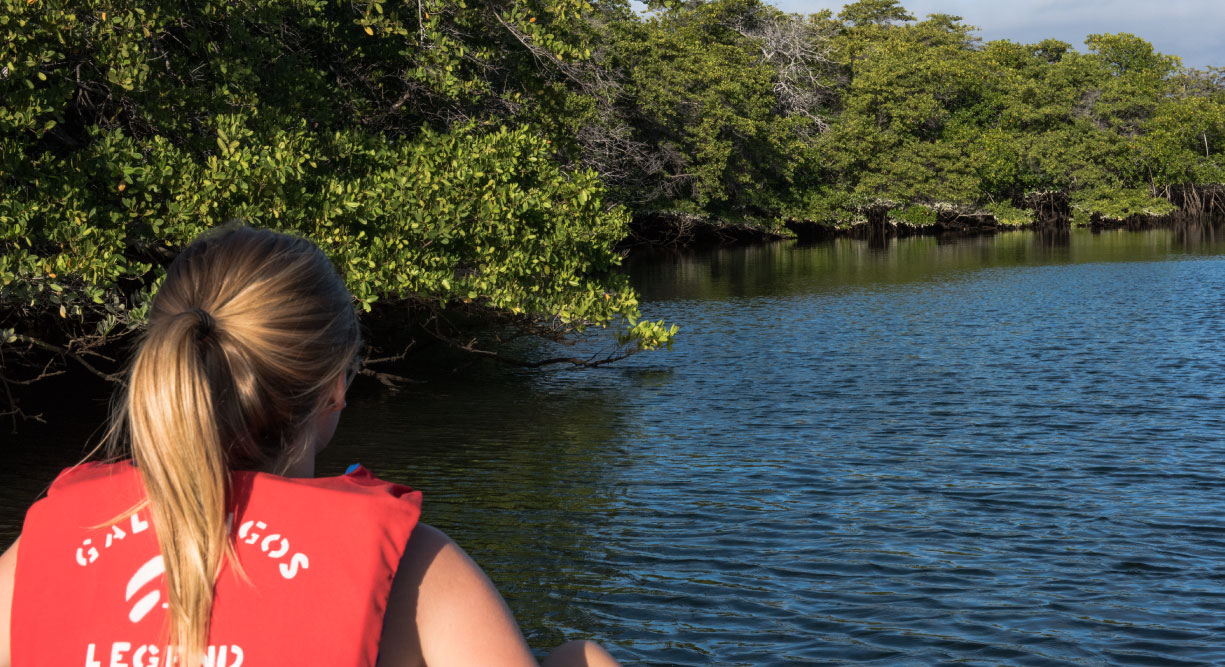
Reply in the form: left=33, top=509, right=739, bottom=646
left=105, top=225, right=360, bottom=663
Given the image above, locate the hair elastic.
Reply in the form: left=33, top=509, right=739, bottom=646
left=189, top=308, right=215, bottom=341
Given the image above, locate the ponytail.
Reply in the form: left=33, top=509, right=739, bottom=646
left=124, top=310, right=229, bottom=663
left=106, top=226, right=360, bottom=663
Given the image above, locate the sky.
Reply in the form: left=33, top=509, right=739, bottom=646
left=769, top=0, right=1224, bottom=70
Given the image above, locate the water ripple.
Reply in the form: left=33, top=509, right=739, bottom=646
left=10, top=228, right=1225, bottom=665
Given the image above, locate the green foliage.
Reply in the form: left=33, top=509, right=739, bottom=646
left=1085, top=33, right=1178, bottom=77
left=795, top=4, right=1223, bottom=226
left=983, top=202, right=1033, bottom=226
left=837, top=0, right=914, bottom=27
left=608, top=0, right=825, bottom=223
left=1136, top=96, right=1225, bottom=187
left=1071, top=187, right=1176, bottom=221
left=817, top=11, right=984, bottom=215
left=1, top=0, right=674, bottom=382
left=4, top=0, right=1225, bottom=387
left=890, top=205, right=936, bottom=226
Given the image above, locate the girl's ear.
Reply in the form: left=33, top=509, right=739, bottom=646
left=330, top=371, right=348, bottom=411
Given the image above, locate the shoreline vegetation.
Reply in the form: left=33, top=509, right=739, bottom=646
left=626, top=190, right=1225, bottom=248
left=2, top=0, right=1222, bottom=418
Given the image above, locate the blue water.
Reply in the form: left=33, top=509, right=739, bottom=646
left=7, top=227, right=1225, bottom=664
left=325, top=229, right=1225, bottom=665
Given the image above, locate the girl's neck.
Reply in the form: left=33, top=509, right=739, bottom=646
left=264, top=450, right=316, bottom=478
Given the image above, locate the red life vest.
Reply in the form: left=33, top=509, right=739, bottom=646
left=11, top=461, right=422, bottom=666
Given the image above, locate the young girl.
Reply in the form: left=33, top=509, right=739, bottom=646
left=0, top=226, right=619, bottom=667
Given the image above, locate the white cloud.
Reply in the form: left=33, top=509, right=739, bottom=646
left=769, top=0, right=1224, bottom=69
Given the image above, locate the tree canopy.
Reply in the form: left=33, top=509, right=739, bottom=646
left=595, top=0, right=1222, bottom=226
left=1, top=0, right=678, bottom=403
left=3, top=0, right=1222, bottom=405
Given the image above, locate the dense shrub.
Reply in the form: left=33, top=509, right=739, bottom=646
left=1, top=0, right=675, bottom=389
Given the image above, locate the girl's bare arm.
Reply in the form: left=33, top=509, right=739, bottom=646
left=0, top=537, right=19, bottom=667
left=377, top=524, right=621, bottom=667
left=377, top=523, right=538, bottom=667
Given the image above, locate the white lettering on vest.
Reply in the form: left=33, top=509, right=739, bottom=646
left=104, top=525, right=126, bottom=549
left=130, top=512, right=149, bottom=535
left=279, top=552, right=309, bottom=579
left=125, top=556, right=165, bottom=623
left=109, top=641, right=131, bottom=667
left=237, top=521, right=266, bottom=545
left=76, top=539, right=99, bottom=566
left=260, top=534, right=289, bottom=558
left=202, top=645, right=244, bottom=667
left=74, top=512, right=150, bottom=567
left=132, top=644, right=159, bottom=667
left=237, top=518, right=309, bottom=579
left=85, top=644, right=241, bottom=667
